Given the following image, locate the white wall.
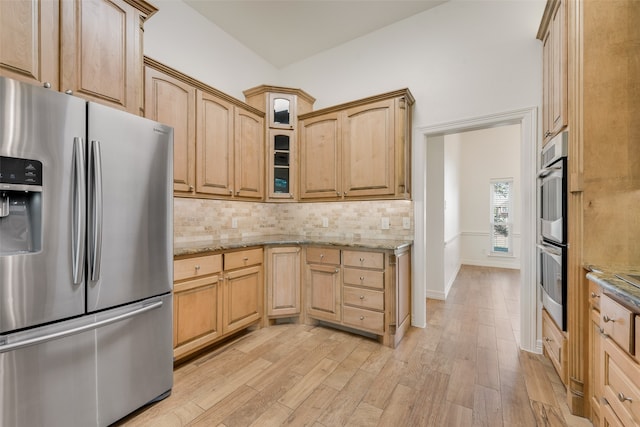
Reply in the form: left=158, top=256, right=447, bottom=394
left=144, top=0, right=278, bottom=100
left=456, top=124, right=522, bottom=269
left=279, top=0, right=545, bottom=128
left=444, top=136, right=462, bottom=295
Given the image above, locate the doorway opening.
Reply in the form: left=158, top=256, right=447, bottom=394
left=411, top=107, right=538, bottom=353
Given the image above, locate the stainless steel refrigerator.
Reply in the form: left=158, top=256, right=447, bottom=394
left=0, top=76, right=173, bottom=426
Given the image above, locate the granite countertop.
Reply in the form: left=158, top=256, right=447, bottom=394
left=174, top=234, right=413, bottom=257
left=586, top=265, right=640, bottom=310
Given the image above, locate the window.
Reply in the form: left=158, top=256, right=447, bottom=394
left=490, top=179, right=513, bottom=255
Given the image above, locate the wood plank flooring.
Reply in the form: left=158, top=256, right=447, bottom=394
left=116, top=265, right=592, bottom=427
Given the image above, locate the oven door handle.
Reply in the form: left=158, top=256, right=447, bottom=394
left=537, top=243, right=563, bottom=262
left=537, top=166, right=563, bottom=179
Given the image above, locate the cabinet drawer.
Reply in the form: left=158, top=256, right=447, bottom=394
left=306, top=247, right=340, bottom=265
left=174, top=254, right=222, bottom=281
left=603, top=337, right=640, bottom=427
left=224, top=248, right=263, bottom=270
left=589, top=280, right=603, bottom=311
left=343, top=286, right=384, bottom=311
left=602, top=400, right=625, bottom=427
left=602, top=294, right=635, bottom=354
left=343, top=268, right=384, bottom=290
left=343, top=306, right=384, bottom=333
left=343, top=250, right=384, bottom=269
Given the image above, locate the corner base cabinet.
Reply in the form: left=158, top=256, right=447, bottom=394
left=304, top=245, right=411, bottom=348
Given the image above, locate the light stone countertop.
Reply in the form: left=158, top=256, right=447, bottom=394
left=174, top=234, right=413, bottom=257
left=586, top=265, right=640, bottom=310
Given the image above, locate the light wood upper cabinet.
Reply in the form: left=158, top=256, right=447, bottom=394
left=342, top=98, right=395, bottom=198
left=196, top=92, right=234, bottom=197
left=0, top=0, right=59, bottom=89
left=144, top=65, right=196, bottom=194
left=1, top=0, right=155, bottom=114
left=299, top=90, right=413, bottom=201
left=234, top=108, right=264, bottom=199
left=538, top=0, right=567, bottom=145
left=299, top=112, right=342, bottom=199
left=144, top=58, right=265, bottom=200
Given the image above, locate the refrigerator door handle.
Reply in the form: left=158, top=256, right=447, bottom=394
left=0, top=300, right=163, bottom=353
left=89, top=139, right=103, bottom=281
left=72, top=137, right=86, bottom=285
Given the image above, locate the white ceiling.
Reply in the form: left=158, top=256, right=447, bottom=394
left=183, top=0, right=448, bottom=68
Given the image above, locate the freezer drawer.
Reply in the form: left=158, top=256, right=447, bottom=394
left=0, top=315, right=98, bottom=426
left=0, top=294, right=173, bottom=427
left=96, top=293, right=173, bottom=426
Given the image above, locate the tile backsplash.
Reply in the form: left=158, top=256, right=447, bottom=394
left=174, top=199, right=414, bottom=244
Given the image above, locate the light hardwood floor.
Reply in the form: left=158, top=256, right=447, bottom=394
left=117, top=265, right=592, bottom=427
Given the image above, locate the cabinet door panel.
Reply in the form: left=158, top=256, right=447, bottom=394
left=61, top=0, right=140, bottom=113
left=144, top=66, right=195, bottom=193
left=299, top=113, right=341, bottom=199
left=267, top=247, right=301, bottom=316
left=175, top=280, right=221, bottom=346
left=0, top=0, right=58, bottom=89
left=306, top=264, right=341, bottom=322
left=223, top=265, right=262, bottom=334
left=342, top=99, right=395, bottom=197
left=196, top=91, right=234, bottom=196
left=234, top=108, right=264, bottom=199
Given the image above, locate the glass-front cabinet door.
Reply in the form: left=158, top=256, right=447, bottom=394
left=268, top=93, right=296, bottom=129
left=268, top=129, right=295, bottom=199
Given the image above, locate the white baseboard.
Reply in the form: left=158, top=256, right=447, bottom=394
left=426, top=289, right=447, bottom=300
left=444, top=263, right=461, bottom=296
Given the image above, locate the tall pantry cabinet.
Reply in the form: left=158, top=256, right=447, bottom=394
left=0, top=0, right=156, bottom=115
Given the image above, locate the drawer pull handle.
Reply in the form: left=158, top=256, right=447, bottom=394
left=618, top=392, right=633, bottom=403
left=359, top=257, right=365, bottom=263
left=603, top=315, right=615, bottom=323
left=591, top=292, right=600, bottom=299
left=360, top=295, right=365, bottom=300
left=195, top=265, right=200, bottom=271
left=359, top=316, right=365, bottom=320
left=243, top=257, right=249, bottom=261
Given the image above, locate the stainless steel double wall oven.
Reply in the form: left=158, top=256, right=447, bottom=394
left=538, top=131, right=568, bottom=331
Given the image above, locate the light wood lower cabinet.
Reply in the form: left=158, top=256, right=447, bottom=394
left=173, top=248, right=263, bottom=361
left=266, top=246, right=301, bottom=319
left=304, top=245, right=411, bottom=348
left=542, top=308, right=568, bottom=385
left=306, top=249, right=342, bottom=322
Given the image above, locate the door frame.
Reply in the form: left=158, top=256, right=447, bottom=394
left=411, top=106, right=539, bottom=353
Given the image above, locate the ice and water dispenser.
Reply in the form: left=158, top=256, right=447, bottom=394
left=0, top=156, right=42, bottom=254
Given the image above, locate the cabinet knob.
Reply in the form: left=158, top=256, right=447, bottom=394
left=360, top=276, right=365, bottom=281
left=43, top=82, right=51, bottom=89
left=336, top=191, right=340, bottom=196
left=544, top=336, right=551, bottom=343
left=359, top=295, right=365, bottom=300
left=359, top=316, right=365, bottom=320
left=343, top=192, right=347, bottom=196
left=320, top=254, right=324, bottom=259
left=194, top=265, right=200, bottom=271
left=229, top=189, right=233, bottom=194
left=590, top=292, right=600, bottom=299
left=243, top=257, right=249, bottom=262
left=603, top=315, right=615, bottom=323
left=359, top=257, right=365, bottom=263
left=618, top=392, right=633, bottom=403
left=189, top=185, right=194, bottom=192
left=544, top=131, right=551, bottom=137
left=335, top=268, right=339, bottom=273
left=65, top=89, right=73, bottom=95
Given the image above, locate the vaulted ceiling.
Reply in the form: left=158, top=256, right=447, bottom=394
left=183, top=0, right=448, bottom=68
